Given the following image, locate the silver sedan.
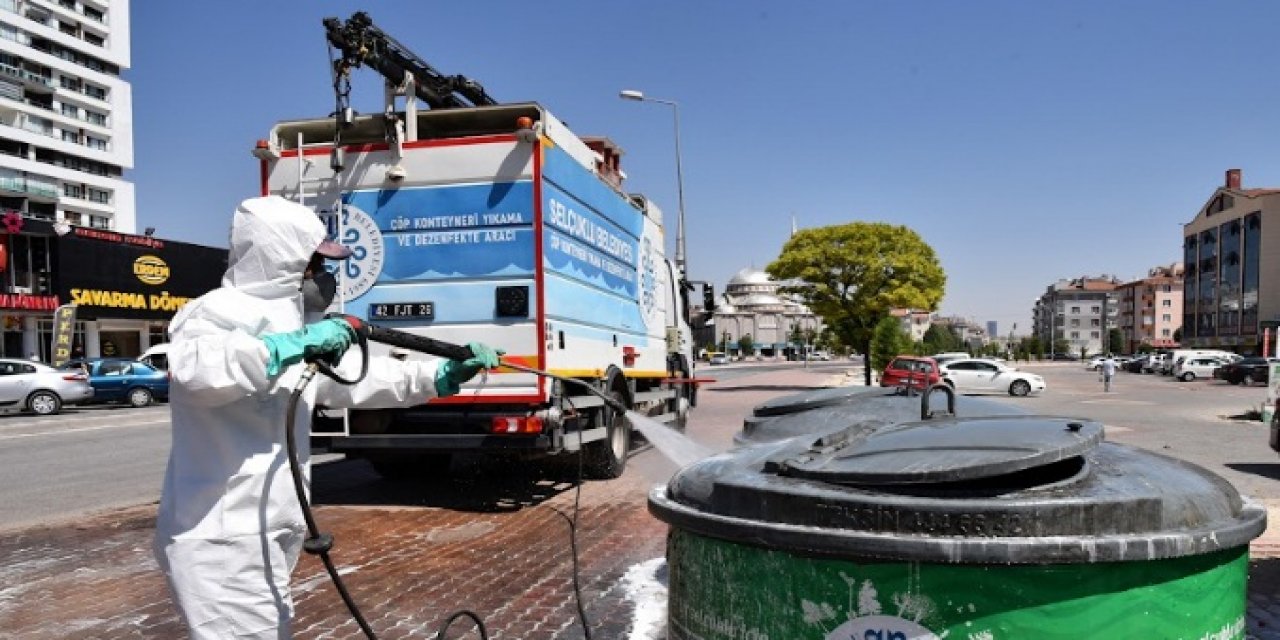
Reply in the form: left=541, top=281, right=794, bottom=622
left=0, top=358, right=94, bottom=415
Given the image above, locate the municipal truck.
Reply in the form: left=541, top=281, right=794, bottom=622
left=251, top=12, right=699, bottom=479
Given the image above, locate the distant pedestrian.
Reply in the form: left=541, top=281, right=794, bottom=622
left=1101, top=354, right=1117, bottom=392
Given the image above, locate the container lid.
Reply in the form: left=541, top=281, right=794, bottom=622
left=777, top=416, right=1102, bottom=485
left=651, top=413, right=1268, bottom=564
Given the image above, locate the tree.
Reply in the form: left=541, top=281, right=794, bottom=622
left=1173, top=327, right=1182, bottom=344
left=922, top=324, right=959, bottom=355
left=1107, top=328, right=1125, bottom=355
left=871, top=316, right=911, bottom=372
left=738, top=333, right=755, bottom=357
left=768, top=222, right=946, bottom=385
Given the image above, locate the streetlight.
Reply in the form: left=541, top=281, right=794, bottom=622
left=619, top=89, right=687, bottom=276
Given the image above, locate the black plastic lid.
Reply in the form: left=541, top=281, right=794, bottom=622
left=778, top=416, right=1103, bottom=485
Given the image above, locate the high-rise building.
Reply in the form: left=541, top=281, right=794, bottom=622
left=0, top=0, right=132, bottom=233
left=986, top=320, right=997, bottom=339
left=1115, top=263, right=1183, bottom=353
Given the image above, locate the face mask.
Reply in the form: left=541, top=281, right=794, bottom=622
left=301, top=270, right=337, bottom=313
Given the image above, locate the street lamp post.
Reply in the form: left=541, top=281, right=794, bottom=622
left=619, top=89, right=687, bottom=276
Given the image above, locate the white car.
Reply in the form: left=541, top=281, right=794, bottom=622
left=939, top=358, right=1046, bottom=397
left=1174, top=356, right=1228, bottom=382
left=0, top=358, right=94, bottom=415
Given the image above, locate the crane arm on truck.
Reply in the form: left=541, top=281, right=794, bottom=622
left=323, top=11, right=498, bottom=111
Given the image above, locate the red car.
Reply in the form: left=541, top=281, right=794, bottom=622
left=880, top=356, right=941, bottom=391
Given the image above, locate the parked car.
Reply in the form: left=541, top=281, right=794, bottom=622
left=938, top=358, right=1046, bottom=397
left=1123, top=355, right=1150, bottom=373
left=60, top=358, right=169, bottom=407
left=880, top=356, right=940, bottom=391
left=930, top=352, right=971, bottom=366
left=708, top=353, right=729, bottom=365
left=138, top=343, right=170, bottom=371
left=1048, top=353, right=1078, bottom=361
left=0, top=357, right=93, bottom=415
left=1173, top=356, right=1229, bottom=382
left=1214, top=357, right=1277, bottom=386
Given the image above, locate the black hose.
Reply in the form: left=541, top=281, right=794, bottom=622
left=285, top=367, right=380, bottom=640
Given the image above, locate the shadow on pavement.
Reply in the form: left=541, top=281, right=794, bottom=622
left=1226, top=463, right=1280, bottom=482
left=312, top=454, right=583, bottom=514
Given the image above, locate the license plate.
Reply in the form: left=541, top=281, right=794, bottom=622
left=369, top=302, right=435, bottom=320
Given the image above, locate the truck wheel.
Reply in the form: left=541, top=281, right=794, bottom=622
left=585, top=391, right=629, bottom=479
left=367, top=453, right=452, bottom=480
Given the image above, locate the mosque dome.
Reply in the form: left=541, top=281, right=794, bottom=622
left=727, top=268, right=774, bottom=287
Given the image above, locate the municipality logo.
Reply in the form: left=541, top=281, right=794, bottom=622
left=320, top=203, right=384, bottom=301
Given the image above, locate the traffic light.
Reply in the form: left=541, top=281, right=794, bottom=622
left=703, top=284, right=715, bottom=310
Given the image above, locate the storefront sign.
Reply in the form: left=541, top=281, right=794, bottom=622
left=50, top=304, right=76, bottom=367
left=0, top=294, right=59, bottom=310
left=56, top=232, right=226, bottom=320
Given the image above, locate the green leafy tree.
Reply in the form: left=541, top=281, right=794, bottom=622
left=768, top=222, right=946, bottom=385
left=871, top=316, right=911, bottom=371
left=738, top=333, right=755, bottom=357
left=922, top=324, right=959, bottom=354
left=1053, top=338, right=1070, bottom=355
left=1107, top=328, right=1125, bottom=355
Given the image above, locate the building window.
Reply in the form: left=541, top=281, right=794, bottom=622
left=85, top=136, right=106, bottom=151
left=60, top=129, right=78, bottom=143
left=84, top=110, right=105, bottom=126
left=62, top=183, right=81, bottom=198
left=1162, top=299, right=1171, bottom=307
left=1162, top=314, right=1171, bottom=322
left=1090, top=319, right=1100, bottom=327
left=86, top=187, right=108, bottom=203
left=1090, top=332, right=1099, bottom=339
left=87, top=214, right=108, bottom=229
left=1091, top=306, right=1100, bottom=314
left=59, top=103, right=78, bottom=118
left=1070, top=331, right=1079, bottom=339
left=83, top=83, right=105, bottom=100
left=1162, top=329, right=1171, bottom=337
left=83, top=31, right=102, bottom=47
left=62, top=210, right=81, bottom=225
left=1242, top=213, right=1261, bottom=335
left=1070, top=306, right=1080, bottom=314
left=58, top=22, right=77, bottom=37
left=1070, top=319, right=1079, bottom=328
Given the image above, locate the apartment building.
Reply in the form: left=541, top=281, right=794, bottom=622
left=1181, top=169, right=1280, bottom=352
left=1032, top=276, right=1120, bottom=356
left=1115, top=263, right=1183, bottom=353
left=0, top=0, right=131, bottom=233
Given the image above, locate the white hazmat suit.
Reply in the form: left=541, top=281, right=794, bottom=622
left=154, top=196, right=443, bottom=638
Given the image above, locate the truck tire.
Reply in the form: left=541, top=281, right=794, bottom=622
left=367, top=453, right=452, bottom=480
left=585, top=390, right=629, bottom=479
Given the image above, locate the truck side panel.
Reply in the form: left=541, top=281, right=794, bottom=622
left=539, top=143, right=673, bottom=379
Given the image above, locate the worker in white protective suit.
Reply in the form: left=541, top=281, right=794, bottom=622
left=153, top=195, right=501, bottom=638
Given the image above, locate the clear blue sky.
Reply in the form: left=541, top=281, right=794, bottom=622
left=130, top=1, right=1280, bottom=335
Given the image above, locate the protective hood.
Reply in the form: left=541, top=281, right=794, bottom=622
left=222, top=196, right=327, bottom=299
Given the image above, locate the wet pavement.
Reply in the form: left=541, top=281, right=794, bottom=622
left=0, top=364, right=1278, bottom=639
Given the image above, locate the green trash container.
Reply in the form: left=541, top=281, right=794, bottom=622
left=650, top=416, right=1267, bottom=639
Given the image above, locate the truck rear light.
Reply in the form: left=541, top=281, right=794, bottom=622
left=491, top=416, right=543, bottom=434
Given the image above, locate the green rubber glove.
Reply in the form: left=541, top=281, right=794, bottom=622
left=261, top=318, right=356, bottom=376
left=434, top=342, right=504, bottom=396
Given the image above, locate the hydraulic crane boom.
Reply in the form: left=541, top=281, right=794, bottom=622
left=323, top=11, right=497, bottom=110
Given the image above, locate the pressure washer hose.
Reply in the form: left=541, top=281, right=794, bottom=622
left=281, top=322, right=628, bottom=639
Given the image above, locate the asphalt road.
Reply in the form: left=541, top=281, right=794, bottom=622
left=0, top=405, right=171, bottom=531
